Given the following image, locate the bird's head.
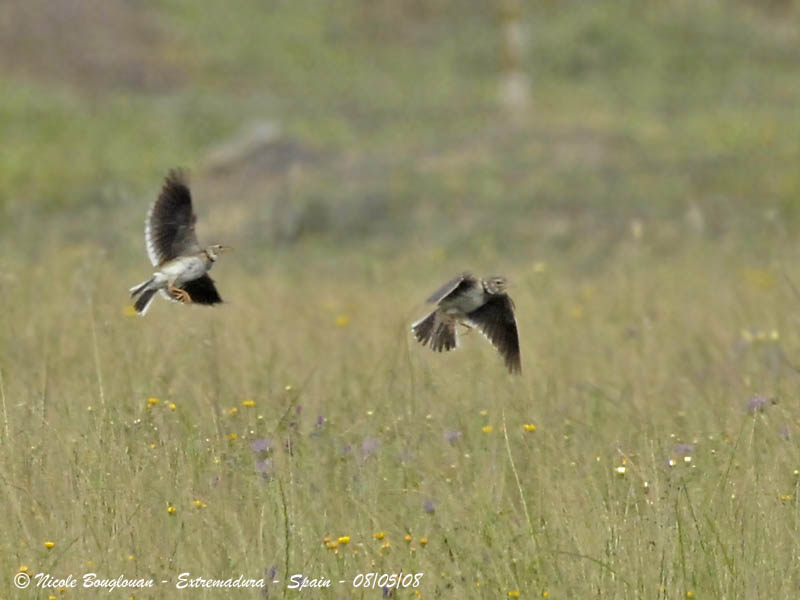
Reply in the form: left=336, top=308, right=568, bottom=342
left=205, top=244, right=232, bottom=261
left=483, top=275, right=508, bottom=294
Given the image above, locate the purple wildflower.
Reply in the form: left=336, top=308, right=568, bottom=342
left=250, top=438, right=272, bottom=453
left=748, top=395, right=769, bottom=414
left=316, top=415, right=325, bottom=427
left=673, top=443, right=694, bottom=456
left=255, top=459, right=273, bottom=477
left=361, top=438, right=380, bottom=456
left=424, top=499, right=435, bottom=514
left=444, top=430, right=463, bottom=444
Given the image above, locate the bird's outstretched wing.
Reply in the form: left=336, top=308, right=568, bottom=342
left=145, top=170, right=201, bottom=266
left=425, top=272, right=477, bottom=304
left=467, top=294, right=521, bottom=374
left=180, top=274, right=223, bottom=305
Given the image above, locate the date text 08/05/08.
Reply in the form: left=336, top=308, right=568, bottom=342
left=288, top=573, right=424, bottom=590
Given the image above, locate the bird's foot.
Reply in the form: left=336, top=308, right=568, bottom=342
left=169, top=284, right=192, bottom=304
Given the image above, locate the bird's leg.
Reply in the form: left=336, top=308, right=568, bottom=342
left=168, top=281, right=192, bottom=304
left=459, top=322, right=475, bottom=336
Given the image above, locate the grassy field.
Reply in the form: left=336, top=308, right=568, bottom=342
left=4, top=0, right=800, bottom=598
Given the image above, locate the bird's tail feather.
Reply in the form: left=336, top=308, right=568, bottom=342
left=129, top=277, right=154, bottom=297
left=412, top=311, right=457, bottom=352
left=431, top=319, right=457, bottom=352
left=412, top=311, right=436, bottom=346
left=134, top=288, right=158, bottom=315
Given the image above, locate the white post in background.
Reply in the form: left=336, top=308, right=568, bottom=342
left=498, top=0, right=531, bottom=117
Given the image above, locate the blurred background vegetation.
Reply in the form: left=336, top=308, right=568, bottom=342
left=3, top=0, right=800, bottom=260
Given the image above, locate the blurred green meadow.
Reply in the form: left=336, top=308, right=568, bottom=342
left=4, top=0, right=800, bottom=597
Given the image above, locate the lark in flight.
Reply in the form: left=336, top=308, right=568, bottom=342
left=412, top=273, right=521, bottom=374
left=129, top=170, right=230, bottom=315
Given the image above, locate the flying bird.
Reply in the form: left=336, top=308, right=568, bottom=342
left=129, top=170, right=230, bottom=315
left=412, top=273, right=521, bottom=374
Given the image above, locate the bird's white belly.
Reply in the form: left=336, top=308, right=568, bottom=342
left=441, top=286, right=486, bottom=315
left=159, top=256, right=208, bottom=285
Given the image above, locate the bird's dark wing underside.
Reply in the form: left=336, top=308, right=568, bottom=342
left=145, top=170, right=202, bottom=266
left=426, top=272, right=477, bottom=304
left=180, top=274, right=223, bottom=305
left=467, top=294, right=521, bottom=374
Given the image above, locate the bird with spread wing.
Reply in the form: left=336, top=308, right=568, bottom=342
left=129, top=170, right=230, bottom=315
left=412, top=272, right=521, bottom=374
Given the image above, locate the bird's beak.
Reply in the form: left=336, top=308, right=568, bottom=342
left=220, top=246, right=233, bottom=253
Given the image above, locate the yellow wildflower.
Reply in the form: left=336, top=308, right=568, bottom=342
left=523, top=424, right=536, bottom=432
left=482, top=425, right=494, bottom=434
left=193, top=500, right=207, bottom=508
left=338, top=536, right=350, bottom=545
left=146, top=397, right=160, bottom=408
left=420, top=537, right=428, bottom=546
left=508, top=591, right=521, bottom=598
left=335, top=315, right=351, bottom=327
left=168, top=403, right=177, bottom=411
left=44, top=541, right=55, bottom=549
left=404, top=534, right=412, bottom=543
left=167, top=504, right=177, bottom=516
left=228, top=407, right=238, bottom=416
left=373, top=531, right=386, bottom=540
left=242, top=400, right=256, bottom=408
left=479, top=409, right=488, bottom=417
left=228, top=433, right=238, bottom=441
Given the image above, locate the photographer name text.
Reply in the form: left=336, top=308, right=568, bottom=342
left=15, top=570, right=424, bottom=592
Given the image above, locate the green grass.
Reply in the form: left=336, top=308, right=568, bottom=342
left=3, top=235, right=800, bottom=598
left=4, top=0, right=800, bottom=597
